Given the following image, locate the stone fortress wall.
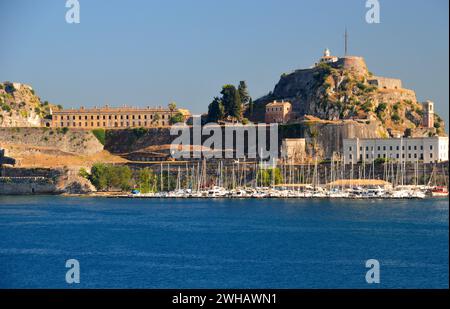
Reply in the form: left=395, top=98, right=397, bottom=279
left=368, top=76, right=403, bottom=89
left=334, top=56, right=368, bottom=76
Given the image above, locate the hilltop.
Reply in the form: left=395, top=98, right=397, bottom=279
left=250, top=53, right=446, bottom=137
left=0, top=81, right=60, bottom=127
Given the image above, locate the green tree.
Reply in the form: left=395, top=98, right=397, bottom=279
left=138, top=168, right=158, bottom=193
left=247, top=97, right=254, bottom=116
left=169, top=112, right=185, bottom=125
left=238, top=81, right=251, bottom=105
left=89, top=164, right=132, bottom=191
left=153, top=113, right=161, bottom=125
left=257, top=168, right=282, bottom=187
left=221, top=85, right=242, bottom=121
left=207, top=97, right=225, bottom=122
left=90, top=163, right=109, bottom=191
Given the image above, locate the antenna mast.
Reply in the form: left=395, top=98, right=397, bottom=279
left=344, top=28, right=348, bottom=56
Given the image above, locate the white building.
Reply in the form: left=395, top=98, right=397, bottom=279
left=343, top=137, right=449, bottom=164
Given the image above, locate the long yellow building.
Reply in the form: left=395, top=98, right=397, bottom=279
left=50, top=105, right=191, bottom=129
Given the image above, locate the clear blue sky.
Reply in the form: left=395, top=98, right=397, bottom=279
left=0, top=0, right=448, bottom=129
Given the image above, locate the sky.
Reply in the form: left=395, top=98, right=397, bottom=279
left=0, top=0, right=448, bottom=129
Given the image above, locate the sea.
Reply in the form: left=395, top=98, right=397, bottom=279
left=0, top=196, right=448, bottom=288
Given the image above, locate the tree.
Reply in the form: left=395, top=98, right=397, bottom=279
left=238, top=81, right=251, bottom=105
left=207, top=97, right=225, bottom=122
left=153, top=113, right=161, bottom=125
left=90, top=163, right=108, bottom=191
left=138, top=168, right=158, bottom=193
left=247, top=97, right=254, bottom=116
left=168, top=102, right=177, bottom=112
left=169, top=112, right=185, bottom=125
left=89, top=163, right=132, bottom=191
left=221, top=85, right=242, bottom=121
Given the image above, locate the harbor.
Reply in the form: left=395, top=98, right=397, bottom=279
left=115, top=159, right=448, bottom=200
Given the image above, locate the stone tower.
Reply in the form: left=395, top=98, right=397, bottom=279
left=422, top=100, right=434, bottom=128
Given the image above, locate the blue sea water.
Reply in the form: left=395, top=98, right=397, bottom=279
left=0, top=196, right=448, bottom=288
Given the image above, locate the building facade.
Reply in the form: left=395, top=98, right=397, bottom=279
left=281, top=138, right=306, bottom=163
left=50, top=106, right=191, bottom=129
left=343, top=137, right=449, bottom=164
left=265, top=101, right=292, bottom=124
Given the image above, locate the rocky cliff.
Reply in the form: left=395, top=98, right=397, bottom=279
left=251, top=56, right=446, bottom=137
left=0, top=81, right=59, bottom=127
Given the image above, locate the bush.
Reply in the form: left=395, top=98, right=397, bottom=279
left=79, top=168, right=90, bottom=179
left=391, top=113, right=401, bottom=123
left=1, top=103, right=11, bottom=112
left=361, top=101, right=373, bottom=113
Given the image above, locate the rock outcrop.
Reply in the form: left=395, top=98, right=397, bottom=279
left=0, top=81, right=59, bottom=127
left=250, top=56, right=446, bottom=137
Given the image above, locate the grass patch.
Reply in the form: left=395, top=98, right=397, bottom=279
left=92, top=128, right=106, bottom=145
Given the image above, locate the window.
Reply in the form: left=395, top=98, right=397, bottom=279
left=377, top=146, right=380, bottom=151
left=430, top=145, right=433, bottom=150
left=408, top=146, right=411, bottom=150
left=396, top=146, right=399, bottom=150
left=349, top=154, right=352, bottom=160
left=430, top=153, right=433, bottom=158
left=383, top=146, right=386, bottom=151
left=349, top=146, right=352, bottom=151
left=414, top=146, right=417, bottom=150
left=390, top=146, right=393, bottom=151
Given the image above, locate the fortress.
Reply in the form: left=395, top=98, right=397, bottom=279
left=317, top=50, right=403, bottom=90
